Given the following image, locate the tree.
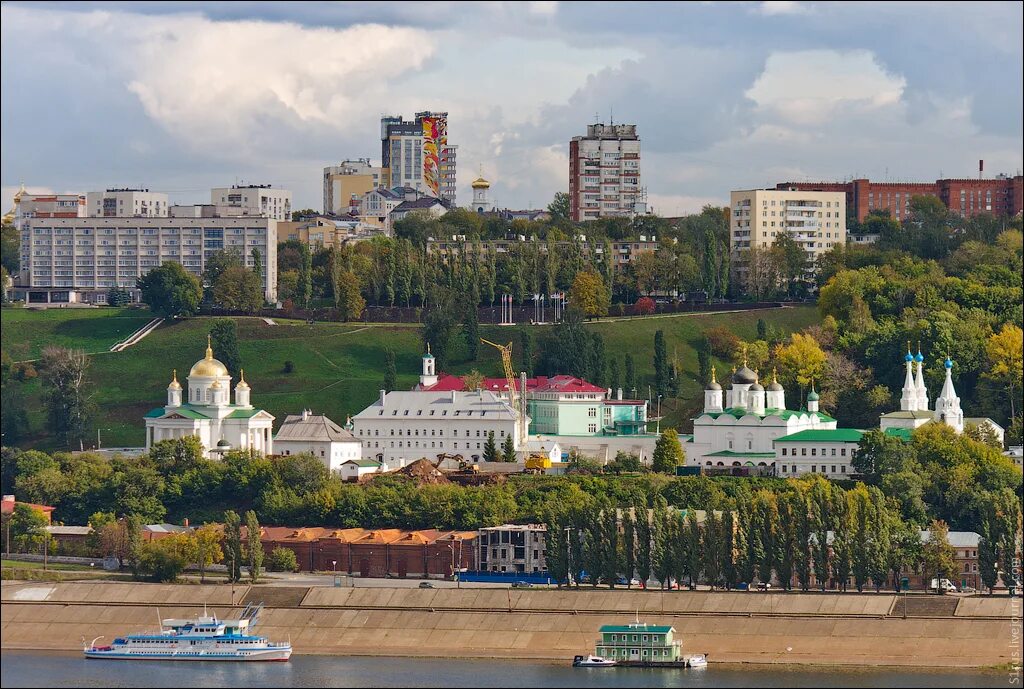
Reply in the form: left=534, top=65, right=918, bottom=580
left=462, top=369, right=484, bottom=392
left=635, top=296, right=656, bottom=316
left=978, top=526, right=999, bottom=595
left=985, top=324, right=1023, bottom=419
left=622, top=507, right=637, bottom=587
left=383, top=348, right=397, bottom=392
left=137, top=262, right=203, bottom=318
left=548, top=192, right=570, bottom=222
left=624, top=355, right=636, bottom=398
left=202, top=250, right=243, bottom=297
left=887, top=519, right=921, bottom=593
left=483, top=431, right=498, bottom=463
left=212, top=265, right=263, bottom=313
left=8, top=503, right=50, bottom=554
left=209, top=320, right=241, bottom=380
left=568, top=270, right=609, bottom=319
left=335, top=271, right=365, bottom=321
left=519, top=329, right=534, bottom=377
left=463, top=301, right=480, bottom=361
left=38, top=346, right=93, bottom=449
left=124, top=514, right=144, bottom=576
left=0, top=223, right=19, bottom=276
left=920, top=519, right=956, bottom=591
left=634, top=497, right=652, bottom=588
left=771, top=233, right=808, bottom=297
left=652, top=429, right=685, bottom=474
left=106, top=288, right=131, bottom=307
left=740, top=243, right=779, bottom=300
left=423, top=290, right=459, bottom=370
left=684, top=512, right=703, bottom=589
left=1, top=353, right=30, bottom=445
left=137, top=532, right=198, bottom=582
left=777, top=333, right=828, bottom=404
left=194, top=524, right=223, bottom=583
left=298, top=243, right=313, bottom=308
left=501, top=433, right=516, bottom=463
left=223, top=510, right=243, bottom=583
left=268, top=546, right=298, bottom=572
left=251, top=248, right=263, bottom=280
left=653, top=330, right=669, bottom=399
left=245, top=510, right=263, bottom=583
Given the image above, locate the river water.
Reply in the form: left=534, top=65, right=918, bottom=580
left=1, top=651, right=1012, bottom=688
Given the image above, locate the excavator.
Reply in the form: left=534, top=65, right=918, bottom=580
left=433, top=453, right=478, bottom=474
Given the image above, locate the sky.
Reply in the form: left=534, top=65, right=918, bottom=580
left=2, top=1, right=1022, bottom=216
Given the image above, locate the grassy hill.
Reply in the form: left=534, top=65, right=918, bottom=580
left=1, top=305, right=820, bottom=449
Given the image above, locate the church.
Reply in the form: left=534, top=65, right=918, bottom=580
left=686, top=357, right=836, bottom=468
left=143, top=338, right=275, bottom=458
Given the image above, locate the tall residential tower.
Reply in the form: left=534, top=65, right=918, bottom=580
left=380, top=112, right=457, bottom=204
left=569, top=123, right=642, bottom=222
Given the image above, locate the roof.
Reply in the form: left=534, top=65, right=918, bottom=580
left=46, top=525, right=92, bottom=536
left=705, top=450, right=777, bottom=458
left=145, top=406, right=208, bottom=419
left=144, top=523, right=189, bottom=534
left=699, top=408, right=809, bottom=421
left=880, top=410, right=935, bottom=419
left=965, top=417, right=1004, bottom=431
left=423, top=373, right=606, bottom=395
left=1, top=496, right=55, bottom=515
left=393, top=197, right=449, bottom=212
left=352, top=389, right=518, bottom=421
left=883, top=428, right=913, bottom=441
left=600, top=624, right=674, bottom=633
left=275, top=413, right=356, bottom=442
left=920, top=530, right=980, bottom=548
left=343, top=459, right=382, bottom=468
left=775, top=429, right=865, bottom=443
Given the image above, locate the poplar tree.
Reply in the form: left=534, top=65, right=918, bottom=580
left=653, top=330, right=669, bottom=398
left=685, top=512, right=703, bottom=590
left=703, top=510, right=722, bottom=590
left=622, top=506, right=637, bottom=587
left=383, top=348, right=397, bottom=392
left=634, top=497, right=652, bottom=588
left=651, top=498, right=672, bottom=589
left=624, top=355, right=636, bottom=398
left=722, top=511, right=738, bottom=590
left=223, top=510, right=243, bottom=583
left=245, top=510, right=263, bottom=584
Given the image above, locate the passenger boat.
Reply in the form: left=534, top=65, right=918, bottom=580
left=573, top=654, right=617, bottom=667
left=83, top=603, right=291, bottom=661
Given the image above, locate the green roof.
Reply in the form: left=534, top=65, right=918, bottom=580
left=880, top=410, right=934, bottom=420
left=775, top=429, right=865, bottom=443
left=600, top=624, right=673, bottom=634
left=706, top=450, right=777, bottom=458
left=227, top=408, right=264, bottom=419
left=345, top=459, right=382, bottom=468
left=883, top=428, right=913, bottom=441
left=144, top=406, right=209, bottom=420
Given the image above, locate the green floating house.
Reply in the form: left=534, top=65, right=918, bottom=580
left=594, top=623, right=682, bottom=662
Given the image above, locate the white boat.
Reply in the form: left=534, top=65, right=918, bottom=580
left=573, top=654, right=617, bottom=667
left=686, top=654, right=708, bottom=668
left=83, top=603, right=291, bottom=662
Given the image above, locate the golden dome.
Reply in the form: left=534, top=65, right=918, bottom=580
left=235, top=369, right=249, bottom=390
left=189, top=336, right=229, bottom=378
left=471, top=176, right=490, bottom=189
left=168, top=369, right=181, bottom=390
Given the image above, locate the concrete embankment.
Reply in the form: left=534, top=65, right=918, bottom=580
left=2, top=581, right=1019, bottom=667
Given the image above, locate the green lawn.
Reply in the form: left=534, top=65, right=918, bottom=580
left=3, top=305, right=820, bottom=449
left=1, top=306, right=154, bottom=361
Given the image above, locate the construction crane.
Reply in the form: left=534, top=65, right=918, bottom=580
left=481, top=338, right=527, bottom=444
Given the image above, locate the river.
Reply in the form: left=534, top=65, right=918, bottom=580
left=0, top=651, right=1012, bottom=688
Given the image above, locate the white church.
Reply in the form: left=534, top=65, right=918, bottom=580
left=143, top=337, right=275, bottom=458
left=686, top=344, right=1004, bottom=478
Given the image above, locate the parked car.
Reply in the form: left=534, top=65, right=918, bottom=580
left=735, top=582, right=749, bottom=591
left=615, top=577, right=643, bottom=587
left=755, top=582, right=772, bottom=591
left=418, top=581, right=435, bottom=589
left=511, top=581, right=534, bottom=589
left=929, top=578, right=957, bottom=593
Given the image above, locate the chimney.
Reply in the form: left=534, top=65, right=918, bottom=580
left=379, top=389, right=387, bottom=404
left=302, top=409, right=310, bottom=421
left=617, top=388, right=623, bottom=400
left=979, top=159, right=984, bottom=180
left=183, top=517, right=189, bottom=528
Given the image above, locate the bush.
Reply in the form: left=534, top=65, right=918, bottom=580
left=268, top=547, right=298, bottom=573
left=107, top=288, right=131, bottom=307
left=635, top=297, right=656, bottom=316
left=283, top=360, right=295, bottom=374
left=703, top=326, right=740, bottom=359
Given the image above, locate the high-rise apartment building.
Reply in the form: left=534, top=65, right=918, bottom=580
left=380, top=112, right=457, bottom=204
left=323, top=159, right=382, bottom=216
left=14, top=216, right=277, bottom=305
left=210, top=185, right=292, bottom=222
left=729, top=188, right=846, bottom=270
left=569, top=123, right=642, bottom=222
left=85, top=189, right=169, bottom=218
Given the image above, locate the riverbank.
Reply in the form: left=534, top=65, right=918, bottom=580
left=2, top=581, right=1020, bottom=669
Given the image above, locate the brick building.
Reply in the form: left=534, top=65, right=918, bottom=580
left=777, top=173, right=1023, bottom=222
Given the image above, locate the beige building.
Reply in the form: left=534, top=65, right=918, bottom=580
left=729, top=188, right=846, bottom=267
left=277, top=217, right=384, bottom=249
left=211, top=185, right=292, bottom=222
left=323, top=159, right=382, bottom=216
left=86, top=189, right=169, bottom=218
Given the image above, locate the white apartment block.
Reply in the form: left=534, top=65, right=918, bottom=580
left=86, top=189, right=169, bottom=218
left=323, top=159, right=382, bottom=216
left=13, top=216, right=277, bottom=305
left=569, top=123, right=642, bottom=222
left=350, top=389, right=525, bottom=470
left=729, top=189, right=846, bottom=268
left=211, top=185, right=292, bottom=222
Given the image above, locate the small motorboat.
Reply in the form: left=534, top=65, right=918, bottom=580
left=686, top=654, right=708, bottom=668
left=573, top=654, right=617, bottom=668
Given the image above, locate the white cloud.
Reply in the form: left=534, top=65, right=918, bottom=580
left=526, top=1, right=559, bottom=16
left=746, top=50, right=905, bottom=126
left=755, top=1, right=811, bottom=16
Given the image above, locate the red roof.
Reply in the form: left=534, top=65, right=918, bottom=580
left=423, top=373, right=605, bottom=394
left=1, top=496, right=55, bottom=522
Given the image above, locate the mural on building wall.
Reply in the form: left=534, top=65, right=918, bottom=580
left=422, top=116, right=447, bottom=197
